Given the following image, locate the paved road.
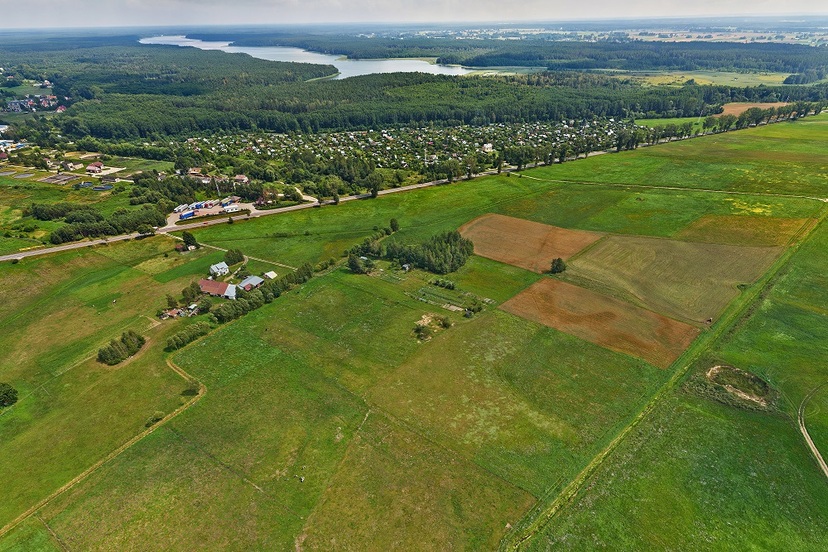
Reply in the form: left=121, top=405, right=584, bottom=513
left=0, top=171, right=505, bottom=263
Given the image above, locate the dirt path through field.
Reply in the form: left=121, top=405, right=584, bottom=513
left=798, top=382, right=828, bottom=480
left=0, top=356, right=206, bottom=540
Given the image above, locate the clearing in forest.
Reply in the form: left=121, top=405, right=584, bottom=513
left=458, top=214, right=603, bottom=273
left=500, top=279, right=699, bottom=368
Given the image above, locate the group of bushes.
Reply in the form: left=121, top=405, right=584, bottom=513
left=166, top=322, right=211, bottom=351
left=47, top=204, right=167, bottom=244
left=384, top=231, right=474, bottom=275
left=431, top=278, right=456, bottom=290
left=0, top=382, right=18, bottom=408
left=97, top=330, right=146, bottom=365
left=224, top=248, right=244, bottom=265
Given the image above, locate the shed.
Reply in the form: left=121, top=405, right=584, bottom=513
left=239, top=275, right=264, bottom=291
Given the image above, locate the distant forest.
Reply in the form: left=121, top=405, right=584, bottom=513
left=3, top=34, right=828, bottom=143
left=192, top=31, right=828, bottom=73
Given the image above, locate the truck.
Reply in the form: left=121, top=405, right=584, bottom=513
left=179, top=211, right=195, bottom=221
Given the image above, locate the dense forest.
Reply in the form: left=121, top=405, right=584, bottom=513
left=191, top=31, right=828, bottom=73
left=4, top=33, right=828, bottom=143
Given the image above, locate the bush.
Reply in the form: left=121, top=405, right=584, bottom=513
left=0, top=382, right=18, bottom=407
left=166, top=322, right=211, bottom=351
left=97, top=330, right=146, bottom=365
left=550, top=257, right=567, bottom=274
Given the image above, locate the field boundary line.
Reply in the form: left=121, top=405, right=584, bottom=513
left=518, top=173, right=828, bottom=203
left=0, top=356, right=205, bottom=540
left=500, top=206, right=828, bottom=551
left=798, top=382, right=828, bottom=479
left=35, top=513, right=68, bottom=552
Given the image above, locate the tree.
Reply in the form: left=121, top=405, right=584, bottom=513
left=0, top=383, right=18, bottom=407
left=550, top=258, right=567, bottom=274
left=390, top=218, right=400, bottom=233
left=166, top=294, right=178, bottom=309
left=182, top=231, right=198, bottom=249
left=136, top=224, right=154, bottom=236
left=348, top=253, right=366, bottom=274
left=224, top=248, right=244, bottom=265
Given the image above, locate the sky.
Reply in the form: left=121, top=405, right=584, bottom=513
left=0, top=0, right=825, bottom=29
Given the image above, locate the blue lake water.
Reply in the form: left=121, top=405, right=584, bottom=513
left=139, top=35, right=474, bottom=80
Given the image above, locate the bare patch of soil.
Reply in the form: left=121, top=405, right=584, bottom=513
left=459, top=214, right=604, bottom=273
left=501, top=279, right=699, bottom=368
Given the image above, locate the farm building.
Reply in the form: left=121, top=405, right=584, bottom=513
left=238, top=275, right=264, bottom=291
left=86, top=161, right=104, bottom=174
left=210, top=262, right=229, bottom=277
left=198, top=279, right=237, bottom=300
left=264, top=271, right=278, bottom=280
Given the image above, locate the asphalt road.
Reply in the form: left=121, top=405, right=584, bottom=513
left=0, top=171, right=503, bottom=263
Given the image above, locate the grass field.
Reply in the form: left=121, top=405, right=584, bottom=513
left=0, top=237, right=221, bottom=532
left=3, top=113, right=828, bottom=550
left=566, top=235, right=783, bottom=324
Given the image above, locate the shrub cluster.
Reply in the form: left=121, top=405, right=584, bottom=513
left=97, top=330, right=146, bottom=365
left=49, top=205, right=166, bottom=244
left=166, top=322, right=211, bottom=351
left=0, top=382, right=18, bottom=407
left=224, top=248, right=244, bottom=265
left=385, top=231, right=473, bottom=275
left=431, top=278, right=456, bottom=290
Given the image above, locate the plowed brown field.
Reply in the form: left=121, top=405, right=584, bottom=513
left=459, top=214, right=604, bottom=273
left=500, top=279, right=699, bottom=368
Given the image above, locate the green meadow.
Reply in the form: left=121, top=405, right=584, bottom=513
left=2, top=114, right=828, bottom=550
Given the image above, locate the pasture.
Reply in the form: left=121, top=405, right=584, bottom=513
left=0, top=236, right=218, bottom=532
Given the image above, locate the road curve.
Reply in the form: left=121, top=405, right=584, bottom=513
left=798, top=382, right=828, bottom=479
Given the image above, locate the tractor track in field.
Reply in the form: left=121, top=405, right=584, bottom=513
left=0, top=355, right=205, bottom=540
left=798, top=382, right=828, bottom=479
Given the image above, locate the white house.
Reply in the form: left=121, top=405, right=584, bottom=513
left=209, top=261, right=229, bottom=277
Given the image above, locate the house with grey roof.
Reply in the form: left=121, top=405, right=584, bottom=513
left=238, top=275, right=264, bottom=291
left=210, top=261, right=229, bottom=277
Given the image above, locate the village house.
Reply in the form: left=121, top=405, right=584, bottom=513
left=209, top=261, right=229, bottom=277
left=61, top=161, right=81, bottom=171
left=198, top=279, right=237, bottom=300
left=86, top=161, right=104, bottom=174
left=233, top=174, right=250, bottom=185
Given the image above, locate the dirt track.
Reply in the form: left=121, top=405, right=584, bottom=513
left=798, top=383, right=828, bottom=480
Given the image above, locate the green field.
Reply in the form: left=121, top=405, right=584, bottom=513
left=3, top=115, right=828, bottom=550
left=0, top=237, right=228, bottom=534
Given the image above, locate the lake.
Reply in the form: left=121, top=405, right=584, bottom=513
left=139, top=35, right=474, bottom=80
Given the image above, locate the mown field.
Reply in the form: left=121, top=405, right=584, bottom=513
left=3, top=114, right=828, bottom=550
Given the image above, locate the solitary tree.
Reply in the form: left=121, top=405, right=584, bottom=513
left=550, top=258, right=567, bottom=274
left=390, top=218, right=400, bottom=233
left=182, top=231, right=198, bottom=249
left=0, top=382, right=18, bottom=407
